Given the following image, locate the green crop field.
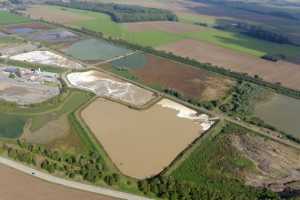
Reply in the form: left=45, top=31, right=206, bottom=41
left=69, top=6, right=184, bottom=46
left=183, top=28, right=300, bottom=58
left=0, top=11, right=30, bottom=25
left=27, top=5, right=184, bottom=47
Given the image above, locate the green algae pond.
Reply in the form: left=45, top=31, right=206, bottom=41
left=255, top=94, right=300, bottom=138
left=0, top=113, right=26, bottom=139
left=63, top=38, right=132, bottom=62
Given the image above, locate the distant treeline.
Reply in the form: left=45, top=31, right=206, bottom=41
left=192, top=0, right=299, bottom=20
left=46, top=0, right=178, bottom=23
left=235, top=23, right=292, bottom=44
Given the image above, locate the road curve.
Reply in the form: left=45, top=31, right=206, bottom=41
left=0, top=157, right=152, bottom=200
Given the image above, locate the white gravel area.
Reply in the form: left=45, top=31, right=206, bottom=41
left=158, top=98, right=215, bottom=131
left=67, top=70, right=155, bottom=106
left=10, top=51, right=82, bottom=69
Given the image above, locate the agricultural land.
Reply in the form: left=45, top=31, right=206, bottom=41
left=0, top=1, right=300, bottom=200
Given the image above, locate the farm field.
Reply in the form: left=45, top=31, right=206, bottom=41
left=0, top=164, right=119, bottom=200
left=254, top=94, right=300, bottom=139
left=0, top=11, right=30, bottom=25
left=170, top=122, right=300, bottom=194
left=25, top=5, right=184, bottom=47
left=81, top=98, right=214, bottom=178
left=67, top=70, right=155, bottom=106
left=158, top=39, right=300, bottom=91
left=109, top=53, right=235, bottom=102
left=63, top=39, right=132, bottom=63
left=24, top=4, right=300, bottom=61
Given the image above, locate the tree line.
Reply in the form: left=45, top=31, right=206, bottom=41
left=235, top=22, right=292, bottom=45
left=46, top=0, right=178, bottom=23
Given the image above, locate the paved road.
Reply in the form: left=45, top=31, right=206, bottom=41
left=0, top=157, right=152, bottom=200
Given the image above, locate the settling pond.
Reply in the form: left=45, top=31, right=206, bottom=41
left=82, top=98, right=213, bottom=179
left=255, top=94, right=300, bottom=138
left=0, top=113, right=26, bottom=138
left=63, top=39, right=132, bottom=62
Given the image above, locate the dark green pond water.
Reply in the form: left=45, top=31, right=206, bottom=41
left=255, top=94, right=300, bottom=138
left=64, top=38, right=131, bottom=61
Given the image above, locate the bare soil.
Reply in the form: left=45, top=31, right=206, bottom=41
left=158, top=39, right=300, bottom=90
left=81, top=98, right=204, bottom=179
left=25, top=5, right=94, bottom=24
left=22, top=115, right=71, bottom=145
left=0, top=164, right=119, bottom=200
left=231, top=133, right=300, bottom=192
left=126, top=21, right=202, bottom=34
left=132, top=54, right=234, bottom=101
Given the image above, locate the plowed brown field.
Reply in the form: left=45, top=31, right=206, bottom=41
left=0, top=164, right=119, bottom=200
left=126, top=21, right=202, bottom=34
left=158, top=39, right=300, bottom=90
left=130, top=54, right=234, bottom=101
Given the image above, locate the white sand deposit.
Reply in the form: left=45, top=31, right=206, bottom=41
left=10, top=51, right=82, bottom=69
left=67, top=70, right=155, bottom=106
left=158, top=98, right=215, bottom=131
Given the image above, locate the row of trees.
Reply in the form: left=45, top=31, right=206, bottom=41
left=138, top=175, right=280, bottom=200
left=235, top=23, right=292, bottom=45
left=47, top=0, right=177, bottom=22
left=11, top=140, right=120, bottom=185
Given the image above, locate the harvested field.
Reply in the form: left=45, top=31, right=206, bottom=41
left=111, top=53, right=234, bottom=101
left=25, top=5, right=94, bottom=24
left=158, top=39, right=300, bottom=90
left=10, top=51, right=83, bottom=69
left=255, top=94, right=300, bottom=139
left=81, top=98, right=214, bottom=178
left=67, top=70, right=155, bottom=106
left=231, top=132, right=300, bottom=192
left=0, top=164, right=119, bottom=200
left=126, top=21, right=202, bottom=34
left=63, top=39, right=132, bottom=63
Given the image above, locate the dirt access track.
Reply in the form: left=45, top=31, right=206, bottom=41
left=158, top=39, right=300, bottom=91
left=0, top=164, right=119, bottom=200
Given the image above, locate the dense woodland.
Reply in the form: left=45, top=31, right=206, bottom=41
left=46, top=0, right=178, bottom=22
left=235, top=23, right=292, bottom=44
